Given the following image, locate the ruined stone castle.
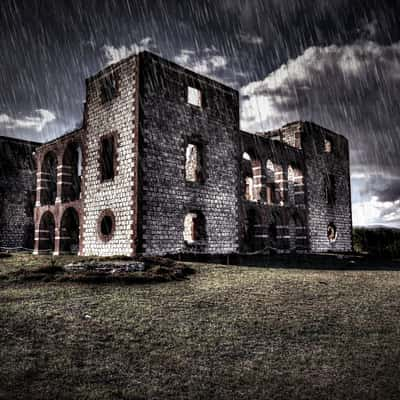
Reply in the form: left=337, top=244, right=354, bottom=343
left=0, top=51, right=353, bottom=256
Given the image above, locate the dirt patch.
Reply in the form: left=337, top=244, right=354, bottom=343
left=3, top=256, right=195, bottom=285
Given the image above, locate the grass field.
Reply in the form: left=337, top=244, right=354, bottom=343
left=1, top=254, right=400, bottom=399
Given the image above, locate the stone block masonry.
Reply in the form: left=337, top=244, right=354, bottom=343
left=82, top=56, right=138, bottom=256
left=138, top=52, right=240, bottom=255
left=0, top=137, right=39, bottom=250
left=25, top=51, right=353, bottom=256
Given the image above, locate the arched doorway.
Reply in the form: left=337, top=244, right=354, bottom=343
left=60, top=208, right=80, bottom=254
left=291, top=213, right=308, bottom=252
left=245, top=208, right=264, bottom=252
left=41, top=152, right=57, bottom=205
left=38, top=211, right=55, bottom=253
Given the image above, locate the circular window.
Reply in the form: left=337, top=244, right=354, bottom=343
left=327, top=223, right=337, bottom=243
left=98, top=209, right=115, bottom=242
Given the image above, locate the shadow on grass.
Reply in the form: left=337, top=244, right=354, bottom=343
left=170, top=252, right=400, bottom=271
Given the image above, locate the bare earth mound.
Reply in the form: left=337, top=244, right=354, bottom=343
left=0, top=255, right=195, bottom=285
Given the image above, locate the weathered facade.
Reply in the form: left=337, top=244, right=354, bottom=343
left=0, top=136, right=39, bottom=250
left=29, top=51, right=353, bottom=256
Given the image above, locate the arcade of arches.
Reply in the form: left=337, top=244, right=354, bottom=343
left=34, top=137, right=83, bottom=255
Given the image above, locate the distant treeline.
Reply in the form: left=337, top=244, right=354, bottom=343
left=353, top=227, right=400, bottom=258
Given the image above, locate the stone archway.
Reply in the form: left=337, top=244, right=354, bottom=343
left=38, top=211, right=56, bottom=254
left=61, top=142, right=82, bottom=202
left=40, top=152, right=57, bottom=205
left=59, top=207, right=80, bottom=254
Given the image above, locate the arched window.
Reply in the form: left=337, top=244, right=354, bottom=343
left=40, top=152, right=57, bottom=205
left=288, top=165, right=304, bottom=205
left=242, top=152, right=262, bottom=201
left=61, top=142, right=82, bottom=202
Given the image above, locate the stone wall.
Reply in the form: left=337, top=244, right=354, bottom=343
left=239, top=131, right=309, bottom=253
left=280, top=122, right=352, bottom=252
left=0, top=137, right=39, bottom=249
left=81, top=56, right=138, bottom=256
left=138, top=52, right=241, bottom=255
left=29, top=52, right=353, bottom=256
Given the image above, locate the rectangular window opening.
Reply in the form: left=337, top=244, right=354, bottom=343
left=184, top=211, right=206, bottom=244
left=324, top=138, right=333, bottom=153
left=185, top=142, right=204, bottom=183
left=101, top=136, right=115, bottom=181
left=187, top=86, right=202, bottom=107
left=326, top=174, right=336, bottom=205
left=100, top=74, right=118, bottom=103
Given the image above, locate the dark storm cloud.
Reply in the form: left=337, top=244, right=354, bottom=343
left=363, top=175, right=400, bottom=203
left=0, top=0, right=399, bottom=225
left=241, top=40, right=400, bottom=175
left=377, top=183, right=400, bottom=203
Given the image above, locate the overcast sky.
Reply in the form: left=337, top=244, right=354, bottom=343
left=1, top=0, right=400, bottom=228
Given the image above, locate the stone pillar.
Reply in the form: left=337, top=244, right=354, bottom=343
left=33, top=211, right=40, bottom=255
left=251, top=160, right=266, bottom=201
left=55, top=157, right=63, bottom=205
left=294, top=168, right=305, bottom=205
left=35, top=159, right=42, bottom=207
left=274, top=165, right=288, bottom=205
left=53, top=224, right=61, bottom=256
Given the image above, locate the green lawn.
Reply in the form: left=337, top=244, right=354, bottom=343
left=1, top=254, right=400, bottom=399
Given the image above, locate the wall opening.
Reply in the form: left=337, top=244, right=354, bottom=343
left=38, top=211, right=55, bottom=254
left=100, top=136, right=115, bottom=181
left=324, top=138, right=332, bottom=153
left=327, top=223, right=337, bottom=243
left=268, top=223, right=278, bottom=247
left=184, top=211, right=206, bottom=244
left=266, top=160, right=276, bottom=205
left=100, top=74, right=118, bottom=103
left=242, top=152, right=262, bottom=201
left=60, top=208, right=80, bottom=254
left=40, top=151, right=57, bottom=205
left=98, top=209, right=115, bottom=242
left=244, top=208, right=265, bottom=251
left=288, top=165, right=305, bottom=205
left=185, top=143, right=203, bottom=183
left=325, top=174, right=336, bottom=205
left=61, top=142, right=82, bottom=202
left=289, top=213, right=308, bottom=252
left=187, top=86, right=202, bottom=107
